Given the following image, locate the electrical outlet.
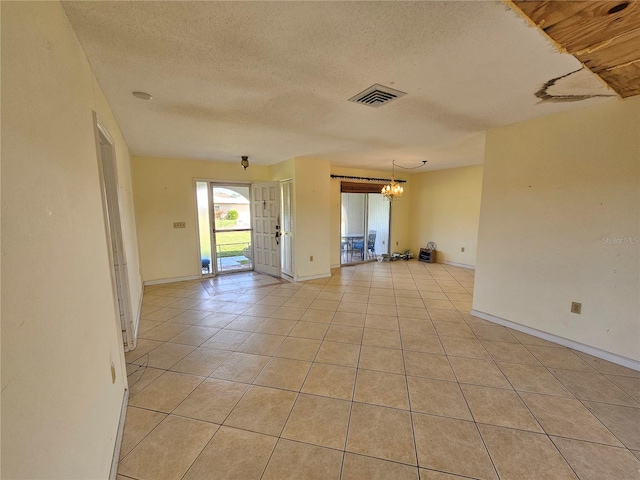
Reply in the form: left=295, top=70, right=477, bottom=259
left=310, top=255, right=313, bottom=262
left=461, top=247, right=465, bottom=252
left=571, top=302, right=582, bottom=314
left=173, top=222, right=186, bottom=229
left=396, top=241, right=399, bottom=246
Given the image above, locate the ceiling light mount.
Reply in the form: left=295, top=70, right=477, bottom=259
left=132, top=91, right=153, bottom=100
left=241, top=156, right=249, bottom=171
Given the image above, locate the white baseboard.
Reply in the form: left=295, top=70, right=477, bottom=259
left=294, top=272, right=332, bottom=282
left=439, top=260, right=476, bottom=269
left=109, top=388, right=129, bottom=480
left=470, top=309, right=640, bottom=372
left=144, top=274, right=201, bottom=286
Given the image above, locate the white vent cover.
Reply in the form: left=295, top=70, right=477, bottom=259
left=348, top=84, right=407, bottom=108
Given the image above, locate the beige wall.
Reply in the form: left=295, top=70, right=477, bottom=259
left=409, top=166, right=483, bottom=266
left=131, top=156, right=271, bottom=281
left=330, top=166, right=411, bottom=266
left=1, top=2, right=142, bottom=478
left=474, top=97, right=640, bottom=362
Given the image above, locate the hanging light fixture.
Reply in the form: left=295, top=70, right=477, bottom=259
left=240, top=155, right=249, bottom=170
left=381, top=160, right=404, bottom=202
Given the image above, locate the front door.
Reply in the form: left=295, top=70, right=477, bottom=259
left=252, top=182, right=281, bottom=277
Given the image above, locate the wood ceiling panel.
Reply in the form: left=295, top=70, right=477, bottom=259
left=513, top=0, right=640, bottom=98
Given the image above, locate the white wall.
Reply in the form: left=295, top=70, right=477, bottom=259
left=1, top=1, right=142, bottom=477
left=474, top=97, right=640, bottom=362
left=409, top=165, right=483, bottom=266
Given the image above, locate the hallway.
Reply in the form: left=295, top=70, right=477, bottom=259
left=119, top=262, right=640, bottom=480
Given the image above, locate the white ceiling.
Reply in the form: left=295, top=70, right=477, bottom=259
left=62, top=1, right=616, bottom=172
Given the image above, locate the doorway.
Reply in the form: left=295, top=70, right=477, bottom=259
left=196, top=182, right=253, bottom=274
left=340, top=189, right=390, bottom=265
left=94, top=115, right=135, bottom=351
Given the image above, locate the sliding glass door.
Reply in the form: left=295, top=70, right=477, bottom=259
left=340, top=190, right=390, bottom=264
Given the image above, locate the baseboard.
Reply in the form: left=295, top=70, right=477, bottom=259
left=439, top=260, right=476, bottom=270
left=144, top=274, right=201, bottom=286
left=132, top=284, right=144, bottom=349
left=294, top=272, right=332, bottom=282
left=109, top=388, right=129, bottom=480
left=470, top=309, right=640, bottom=372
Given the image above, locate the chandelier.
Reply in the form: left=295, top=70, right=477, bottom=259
left=381, top=160, right=404, bottom=202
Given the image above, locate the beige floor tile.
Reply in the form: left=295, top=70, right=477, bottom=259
left=142, top=307, right=184, bottom=322
left=396, top=305, right=430, bottom=319
left=125, top=339, right=163, bottom=364
left=365, top=314, right=400, bottom=330
left=226, top=316, right=266, bottom=333
left=167, top=326, right=219, bottom=346
left=359, top=346, right=405, bottom=374
left=256, top=318, right=297, bottom=336
left=274, top=336, right=321, bottom=361
left=173, top=378, right=248, bottom=424
left=302, top=363, right=357, bottom=400
left=345, top=286, right=371, bottom=296
left=508, top=330, right=560, bottom=347
left=170, top=347, right=230, bottom=376
left=439, top=336, right=491, bottom=360
left=282, top=296, right=315, bottom=309
left=309, top=299, right=340, bottom=311
left=574, top=352, right=640, bottom=378
left=119, top=407, right=167, bottom=459
left=362, top=327, right=401, bottom=349
left=552, top=436, right=640, bottom=480
left=427, top=309, right=463, bottom=323
left=412, top=413, right=496, bottom=480
left=127, top=366, right=165, bottom=396
left=224, top=385, right=297, bottom=436
left=481, top=341, right=541, bottom=365
left=137, top=319, right=163, bottom=334
left=520, top=392, right=622, bottom=445
left=470, top=325, right=518, bottom=343
left=407, top=377, right=472, bottom=420
left=366, top=303, right=398, bottom=317
left=448, top=356, right=511, bottom=389
left=270, top=306, right=307, bottom=320
left=324, top=324, right=363, bottom=344
left=424, top=299, right=456, bottom=310
left=254, top=357, right=311, bottom=391
left=183, top=426, right=276, bottom=480
left=242, top=304, right=280, bottom=318
left=342, top=294, right=370, bottom=304
left=583, top=400, right=640, bottom=449
left=300, top=309, right=335, bottom=323
left=317, top=290, right=345, bottom=301
left=342, top=453, right=419, bottom=480
left=129, top=371, right=204, bottom=413
left=607, top=374, right=640, bottom=402
left=419, top=469, right=474, bottom=479
left=282, top=393, right=351, bottom=449
left=497, top=362, right=573, bottom=397
left=262, top=439, right=342, bottom=480
left=145, top=342, right=196, bottom=369
left=433, top=321, right=475, bottom=338
left=210, top=352, right=270, bottom=383
left=479, top=424, right=576, bottom=480
left=461, top=384, right=542, bottom=432
left=401, top=332, right=444, bottom=355
left=551, top=368, right=639, bottom=406
left=399, top=318, right=437, bottom=336
left=632, top=450, right=640, bottom=461
left=333, top=311, right=366, bottom=327
left=315, top=340, right=360, bottom=367
left=118, top=415, right=218, bottom=480
left=347, top=403, right=417, bottom=465
left=197, top=313, right=238, bottom=328
left=139, top=322, right=190, bottom=342
left=403, top=350, right=455, bottom=381
left=201, top=329, right=251, bottom=350
left=288, top=321, right=329, bottom=340
left=527, top=346, right=595, bottom=371
left=354, top=369, right=409, bottom=409
left=236, top=332, right=286, bottom=355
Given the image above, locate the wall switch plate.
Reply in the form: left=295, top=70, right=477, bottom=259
left=310, top=255, right=313, bottom=262
left=461, top=247, right=465, bottom=252
left=173, top=222, right=186, bottom=228
left=571, top=302, right=582, bottom=314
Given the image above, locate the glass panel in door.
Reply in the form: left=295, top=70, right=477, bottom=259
left=341, top=193, right=366, bottom=264
left=366, top=193, right=390, bottom=259
left=213, top=185, right=252, bottom=273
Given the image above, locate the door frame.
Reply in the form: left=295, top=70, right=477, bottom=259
left=93, top=113, right=135, bottom=352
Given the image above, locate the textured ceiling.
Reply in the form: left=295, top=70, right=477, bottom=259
left=62, top=1, right=618, bottom=171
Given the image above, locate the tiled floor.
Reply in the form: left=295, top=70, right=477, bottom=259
left=119, top=261, right=640, bottom=480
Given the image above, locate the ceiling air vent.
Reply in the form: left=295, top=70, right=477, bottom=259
left=348, top=84, right=407, bottom=108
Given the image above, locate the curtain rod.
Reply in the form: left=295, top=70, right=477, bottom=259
left=330, top=174, right=407, bottom=184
